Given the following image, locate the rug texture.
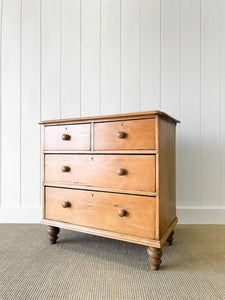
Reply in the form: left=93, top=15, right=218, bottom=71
left=0, top=224, right=225, bottom=300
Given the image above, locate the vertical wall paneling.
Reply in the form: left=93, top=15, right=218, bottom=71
left=180, top=0, right=201, bottom=207
left=0, top=0, right=3, bottom=207
left=1, top=1, right=225, bottom=223
left=222, top=0, right=225, bottom=208
left=121, top=0, right=141, bottom=113
left=161, top=0, right=181, bottom=206
left=101, top=0, right=120, bottom=115
left=61, top=0, right=80, bottom=118
left=1, top=0, right=21, bottom=207
left=201, top=0, right=221, bottom=207
left=161, top=0, right=180, bottom=118
left=141, top=0, right=160, bottom=110
left=21, top=0, right=40, bottom=207
left=41, top=0, right=60, bottom=120
left=81, top=0, right=100, bottom=117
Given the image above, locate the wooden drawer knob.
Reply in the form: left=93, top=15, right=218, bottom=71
left=118, top=209, right=126, bottom=217
left=61, top=133, right=71, bottom=140
left=117, top=168, right=127, bottom=176
left=116, top=131, right=126, bottom=139
left=62, top=201, right=71, bottom=208
left=61, top=166, right=70, bottom=172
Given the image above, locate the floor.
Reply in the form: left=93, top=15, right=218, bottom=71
left=0, top=224, right=225, bottom=300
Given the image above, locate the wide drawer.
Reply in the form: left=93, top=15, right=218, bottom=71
left=45, top=154, right=156, bottom=192
left=45, top=187, right=156, bottom=238
left=44, top=124, right=90, bottom=150
left=93, top=118, right=156, bottom=150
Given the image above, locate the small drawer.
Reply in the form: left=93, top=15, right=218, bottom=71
left=45, top=187, right=156, bottom=239
left=45, top=154, right=156, bottom=192
left=44, top=124, right=90, bottom=151
left=93, top=118, right=156, bottom=150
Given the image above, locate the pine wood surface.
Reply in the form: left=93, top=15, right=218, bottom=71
left=40, top=111, right=179, bottom=270
left=44, top=182, right=158, bottom=197
left=158, top=118, right=176, bottom=237
left=44, top=123, right=90, bottom=150
left=93, top=118, right=156, bottom=150
left=39, top=110, right=180, bottom=125
left=45, top=187, right=156, bottom=238
left=45, top=154, right=156, bottom=192
left=40, top=217, right=178, bottom=248
left=43, top=150, right=158, bottom=154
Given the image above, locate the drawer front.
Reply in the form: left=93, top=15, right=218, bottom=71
left=93, top=118, right=156, bottom=150
left=44, top=124, right=90, bottom=150
left=45, top=187, right=156, bottom=238
left=45, top=154, right=156, bottom=192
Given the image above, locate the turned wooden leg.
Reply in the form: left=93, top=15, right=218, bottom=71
left=48, top=226, right=60, bottom=244
left=166, top=230, right=175, bottom=246
left=147, top=247, right=163, bottom=271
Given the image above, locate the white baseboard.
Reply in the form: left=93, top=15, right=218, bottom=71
left=177, top=208, right=225, bottom=224
left=0, top=207, right=224, bottom=224
left=0, top=207, right=42, bottom=223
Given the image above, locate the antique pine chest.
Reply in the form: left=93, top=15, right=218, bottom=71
left=40, top=111, right=179, bottom=270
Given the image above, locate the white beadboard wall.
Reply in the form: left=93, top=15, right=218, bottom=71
left=0, top=0, right=225, bottom=223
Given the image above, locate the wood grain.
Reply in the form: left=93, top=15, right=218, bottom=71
left=147, top=247, right=162, bottom=270
left=159, top=217, right=178, bottom=246
left=43, top=150, right=158, bottom=154
left=45, top=187, right=156, bottom=239
left=44, top=182, right=158, bottom=197
left=39, top=110, right=180, bottom=125
left=41, top=217, right=178, bottom=248
left=155, top=116, right=160, bottom=239
left=44, top=124, right=90, bottom=150
left=41, top=218, right=161, bottom=247
left=45, top=154, right=156, bottom=192
left=158, top=118, right=177, bottom=238
left=41, top=111, right=179, bottom=270
left=94, top=118, right=156, bottom=150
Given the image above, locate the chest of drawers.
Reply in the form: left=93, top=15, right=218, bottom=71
left=40, top=111, right=179, bottom=270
